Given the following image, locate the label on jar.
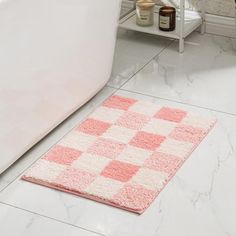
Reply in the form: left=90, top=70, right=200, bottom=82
left=138, top=10, right=151, bottom=24
left=159, top=15, right=170, bottom=29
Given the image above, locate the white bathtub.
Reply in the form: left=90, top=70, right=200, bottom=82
left=0, top=0, right=121, bottom=173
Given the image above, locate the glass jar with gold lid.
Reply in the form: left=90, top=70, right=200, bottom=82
left=136, top=0, right=155, bottom=27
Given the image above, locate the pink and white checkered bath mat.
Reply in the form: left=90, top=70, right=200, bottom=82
left=22, top=95, right=216, bottom=214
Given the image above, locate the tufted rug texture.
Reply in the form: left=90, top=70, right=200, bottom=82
left=22, top=95, right=216, bottom=214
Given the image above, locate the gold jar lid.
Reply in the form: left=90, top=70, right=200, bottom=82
left=136, top=0, right=155, bottom=9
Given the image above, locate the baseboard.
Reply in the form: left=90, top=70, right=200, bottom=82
left=121, top=0, right=236, bottom=38
left=205, top=14, right=236, bottom=38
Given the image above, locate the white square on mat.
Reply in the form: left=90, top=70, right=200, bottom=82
left=23, top=159, right=65, bottom=183
left=142, top=118, right=176, bottom=136
left=157, top=138, right=194, bottom=159
left=181, top=112, right=215, bottom=130
left=89, top=106, right=124, bottom=124
left=72, top=153, right=111, bottom=174
left=58, top=131, right=96, bottom=152
left=117, top=145, right=152, bottom=166
left=128, top=101, right=161, bottom=117
left=85, top=176, right=123, bottom=199
left=102, top=125, right=136, bottom=143
left=131, top=168, right=168, bottom=191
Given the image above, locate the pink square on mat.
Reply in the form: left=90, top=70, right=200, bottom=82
left=103, top=95, right=137, bottom=111
left=113, top=183, right=156, bottom=213
left=77, top=118, right=111, bottom=136
left=130, top=131, right=165, bottom=150
left=87, top=138, right=126, bottom=159
left=144, top=152, right=182, bottom=175
left=55, top=167, right=96, bottom=192
left=116, top=111, right=150, bottom=130
left=169, top=124, right=206, bottom=143
left=155, top=107, right=187, bottom=123
left=101, top=160, right=139, bottom=182
left=43, top=145, right=81, bottom=165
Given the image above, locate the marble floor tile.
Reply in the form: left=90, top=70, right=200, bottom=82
left=122, top=33, right=236, bottom=114
left=0, top=86, right=116, bottom=192
left=108, top=29, right=173, bottom=88
left=0, top=203, right=100, bottom=236
left=1, top=90, right=235, bottom=236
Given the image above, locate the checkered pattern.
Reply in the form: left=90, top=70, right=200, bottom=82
left=22, top=95, right=216, bottom=214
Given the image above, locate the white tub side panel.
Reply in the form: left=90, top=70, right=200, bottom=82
left=0, top=0, right=121, bottom=173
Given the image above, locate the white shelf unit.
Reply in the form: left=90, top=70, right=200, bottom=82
left=119, top=0, right=206, bottom=53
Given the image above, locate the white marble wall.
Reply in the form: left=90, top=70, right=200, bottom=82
left=126, top=0, right=235, bottom=17
left=205, top=0, right=235, bottom=17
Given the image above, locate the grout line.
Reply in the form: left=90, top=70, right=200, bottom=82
left=117, top=88, right=236, bottom=117
left=120, top=39, right=176, bottom=89
left=202, top=31, right=236, bottom=40
left=0, top=201, right=105, bottom=236
left=108, top=38, right=176, bottom=90
left=0, top=87, right=120, bottom=194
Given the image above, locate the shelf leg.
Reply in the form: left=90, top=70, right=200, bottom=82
left=179, top=0, right=185, bottom=53
left=200, top=22, right=206, bottom=35
left=179, top=38, right=184, bottom=53
left=200, top=0, right=206, bottom=34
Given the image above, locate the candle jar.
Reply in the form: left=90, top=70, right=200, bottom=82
left=136, top=0, right=155, bottom=27
left=159, top=6, right=176, bottom=31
